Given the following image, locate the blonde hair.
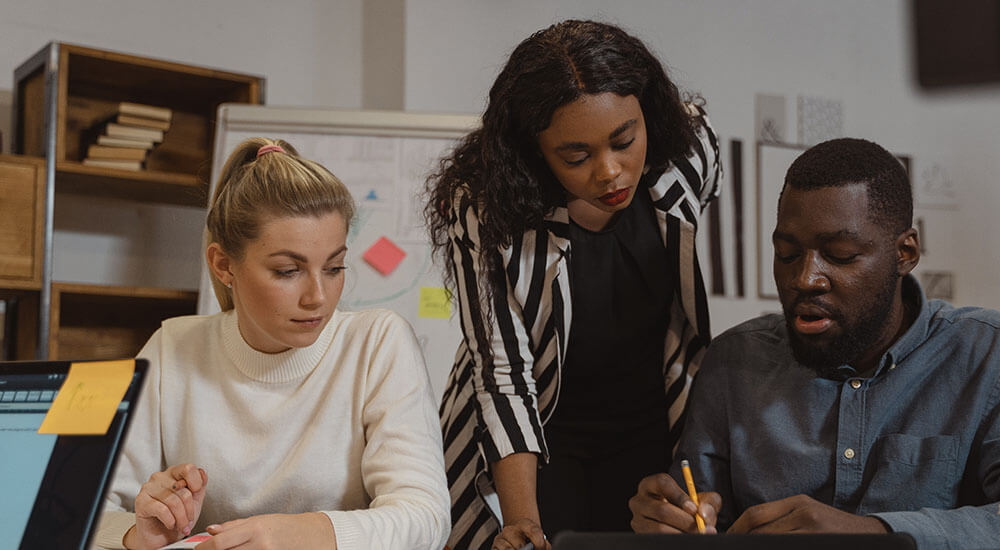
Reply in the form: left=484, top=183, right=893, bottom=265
left=206, top=137, right=355, bottom=311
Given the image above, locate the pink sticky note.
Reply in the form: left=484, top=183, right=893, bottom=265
left=363, top=236, right=406, bottom=275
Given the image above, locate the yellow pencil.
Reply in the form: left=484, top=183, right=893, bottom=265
left=680, top=459, right=706, bottom=534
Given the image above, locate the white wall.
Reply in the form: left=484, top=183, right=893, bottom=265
left=405, top=0, right=1000, bottom=333
left=0, top=0, right=363, bottom=110
left=0, top=0, right=364, bottom=289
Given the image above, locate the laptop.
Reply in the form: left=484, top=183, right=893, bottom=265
left=552, top=532, right=917, bottom=550
left=0, top=359, right=148, bottom=549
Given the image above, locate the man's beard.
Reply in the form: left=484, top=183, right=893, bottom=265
left=784, top=270, right=899, bottom=378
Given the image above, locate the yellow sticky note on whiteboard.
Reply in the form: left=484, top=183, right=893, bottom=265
left=419, top=287, right=452, bottom=319
left=38, top=360, right=135, bottom=435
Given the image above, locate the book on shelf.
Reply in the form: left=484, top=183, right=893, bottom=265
left=86, top=144, right=148, bottom=161
left=118, top=101, right=172, bottom=122
left=115, top=113, right=171, bottom=131
left=82, top=158, right=143, bottom=171
left=79, top=101, right=172, bottom=170
left=104, top=122, right=164, bottom=143
left=96, top=135, right=156, bottom=149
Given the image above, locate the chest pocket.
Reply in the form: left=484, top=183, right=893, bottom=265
left=863, top=433, right=959, bottom=512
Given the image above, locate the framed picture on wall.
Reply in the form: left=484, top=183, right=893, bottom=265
left=757, top=142, right=806, bottom=299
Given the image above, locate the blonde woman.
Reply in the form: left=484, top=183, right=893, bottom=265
left=96, top=138, right=449, bottom=550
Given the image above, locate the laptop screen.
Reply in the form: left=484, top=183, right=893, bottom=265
left=0, top=360, right=147, bottom=550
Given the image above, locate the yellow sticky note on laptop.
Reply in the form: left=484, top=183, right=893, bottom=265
left=419, top=287, right=452, bottom=319
left=38, top=360, right=135, bottom=435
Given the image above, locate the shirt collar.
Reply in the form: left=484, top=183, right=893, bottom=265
left=874, top=274, right=930, bottom=376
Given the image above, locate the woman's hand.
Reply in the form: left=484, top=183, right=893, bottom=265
left=195, top=512, right=336, bottom=549
left=492, top=517, right=549, bottom=550
left=125, top=464, right=208, bottom=550
left=490, top=453, right=550, bottom=549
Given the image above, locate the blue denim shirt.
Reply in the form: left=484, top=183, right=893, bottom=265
left=671, top=277, right=1000, bottom=549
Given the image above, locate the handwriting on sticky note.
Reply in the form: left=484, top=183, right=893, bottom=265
left=363, top=236, right=406, bottom=276
left=38, top=360, right=135, bottom=435
left=419, top=287, right=452, bottom=319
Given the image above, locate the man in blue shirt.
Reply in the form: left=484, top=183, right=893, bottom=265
left=629, top=138, right=1000, bottom=549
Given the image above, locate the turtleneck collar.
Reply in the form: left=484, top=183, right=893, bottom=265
left=220, top=309, right=338, bottom=383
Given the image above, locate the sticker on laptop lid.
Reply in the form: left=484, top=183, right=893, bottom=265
left=38, top=359, right=135, bottom=435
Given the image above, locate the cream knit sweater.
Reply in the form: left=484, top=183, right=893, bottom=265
left=94, top=308, right=449, bottom=549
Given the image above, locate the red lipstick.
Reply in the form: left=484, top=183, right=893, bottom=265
left=599, top=188, right=630, bottom=206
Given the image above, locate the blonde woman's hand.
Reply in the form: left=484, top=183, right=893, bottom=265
left=124, top=463, right=208, bottom=550
left=194, top=512, right=336, bottom=549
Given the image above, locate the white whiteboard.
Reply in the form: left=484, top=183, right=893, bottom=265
left=197, top=104, right=480, bottom=399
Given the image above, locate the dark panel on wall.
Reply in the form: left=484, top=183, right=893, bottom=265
left=913, top=0, right=1000, bottom=87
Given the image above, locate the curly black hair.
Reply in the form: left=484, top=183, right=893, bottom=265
left=425, top=19, right=702, bottom=306
left=781, top=138, right=912, bottom=236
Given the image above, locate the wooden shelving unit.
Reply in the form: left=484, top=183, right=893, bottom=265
left=9, top=42, right=265, bottom=359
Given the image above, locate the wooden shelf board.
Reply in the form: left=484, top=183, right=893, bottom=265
left=51, top=281, right=198, bottom=301
left=56, top=161, right=207, bottom=207
left=64, top=43, right=263, bottom=92
left=0, top=279, right=42, bottom=291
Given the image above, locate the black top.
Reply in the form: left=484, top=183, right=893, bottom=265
left=546, top=184, right=674, bottom=457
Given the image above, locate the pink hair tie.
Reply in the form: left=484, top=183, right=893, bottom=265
left=256, top=144, right=286, bottom=157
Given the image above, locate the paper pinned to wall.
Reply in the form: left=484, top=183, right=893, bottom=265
left=363, top=236, right=407, bottom=275
left=915, top=162, right=959, bottom=209
left=418, top=287, right=451, bottom=319
left=755, top=93, right=788, bottom=143
left=797, top=95, right=843, bottom=146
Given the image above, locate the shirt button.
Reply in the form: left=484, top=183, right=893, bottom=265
left=844, top=448, right=855, bottom=459
left=889, top=363, right=897, bottom=370
left=850, top=379, right=862, bottom=389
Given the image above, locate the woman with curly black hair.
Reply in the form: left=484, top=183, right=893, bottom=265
left=427, top=20, right=722, bottom=550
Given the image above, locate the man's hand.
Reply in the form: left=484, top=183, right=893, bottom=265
left=629, top=473, right=721, bottom=534
left=728, top=494, right=889, bottom=534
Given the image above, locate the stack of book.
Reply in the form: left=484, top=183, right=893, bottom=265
left=82, top=102, right=172, bottom=171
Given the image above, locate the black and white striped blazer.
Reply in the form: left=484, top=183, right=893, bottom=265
left=440, top=105, right=721, bottom=549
